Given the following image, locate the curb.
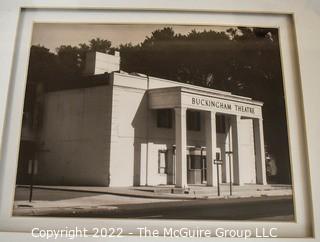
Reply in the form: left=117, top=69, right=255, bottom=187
left=16, top=185, right=199, bottom=200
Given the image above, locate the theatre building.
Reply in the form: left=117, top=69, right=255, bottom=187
left=18, top=52, right=267, bottom=187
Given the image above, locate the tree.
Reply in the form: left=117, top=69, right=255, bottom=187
left=25, top=45, right=58, bottom=112
left=88, top=38, right=112, bottom=53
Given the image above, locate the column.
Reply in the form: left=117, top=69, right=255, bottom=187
left=253, top=118, right=267, bottom=184
left=231, top=115, right=243, bottom=185
left=222, top=117, right=231, bottom=183
left=205, top=111, right=217, bottom=186
left=174, top=107, right=187, bottom=188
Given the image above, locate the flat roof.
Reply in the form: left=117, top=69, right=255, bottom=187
left=115, top=71, right=232, bottom=96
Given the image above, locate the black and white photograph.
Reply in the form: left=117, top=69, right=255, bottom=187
left=13, top=23, right=294, bottom=221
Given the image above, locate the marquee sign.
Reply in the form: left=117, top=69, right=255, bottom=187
left=148, top=87, right=263, bottom=118
left=191, top=97, right=255, bottom=114
left=183, top=94, right=262, bottom=118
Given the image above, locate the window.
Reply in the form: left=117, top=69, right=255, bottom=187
left=216, top=115, right=226, bottom=133
left=187, top=110, right=201, bottom=131
left=157, top=109, right=172, bottom=128
left=187, top=155, right=202, bottom=170
left=216, top=152, right=221, bottom=161
left=158, top=150, right=168, bottom=174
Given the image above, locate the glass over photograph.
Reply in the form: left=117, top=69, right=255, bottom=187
left=13, top=23, right=294, bottom=220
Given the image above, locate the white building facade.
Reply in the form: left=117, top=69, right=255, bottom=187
left=33, top=52, right=267, bottom=187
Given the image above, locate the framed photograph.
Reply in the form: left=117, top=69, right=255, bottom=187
left=0, top=1, right=319, bottom=241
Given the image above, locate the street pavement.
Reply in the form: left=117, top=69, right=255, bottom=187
left=13, top=187, right=294, bottom=221
left=66, top=195, right=294, bottom=221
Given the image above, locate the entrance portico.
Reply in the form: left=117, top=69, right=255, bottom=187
left=149, top=86, right=267, bottom=188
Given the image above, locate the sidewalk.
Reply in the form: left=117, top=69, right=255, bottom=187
left=16, top=183, right=293, bottom=199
